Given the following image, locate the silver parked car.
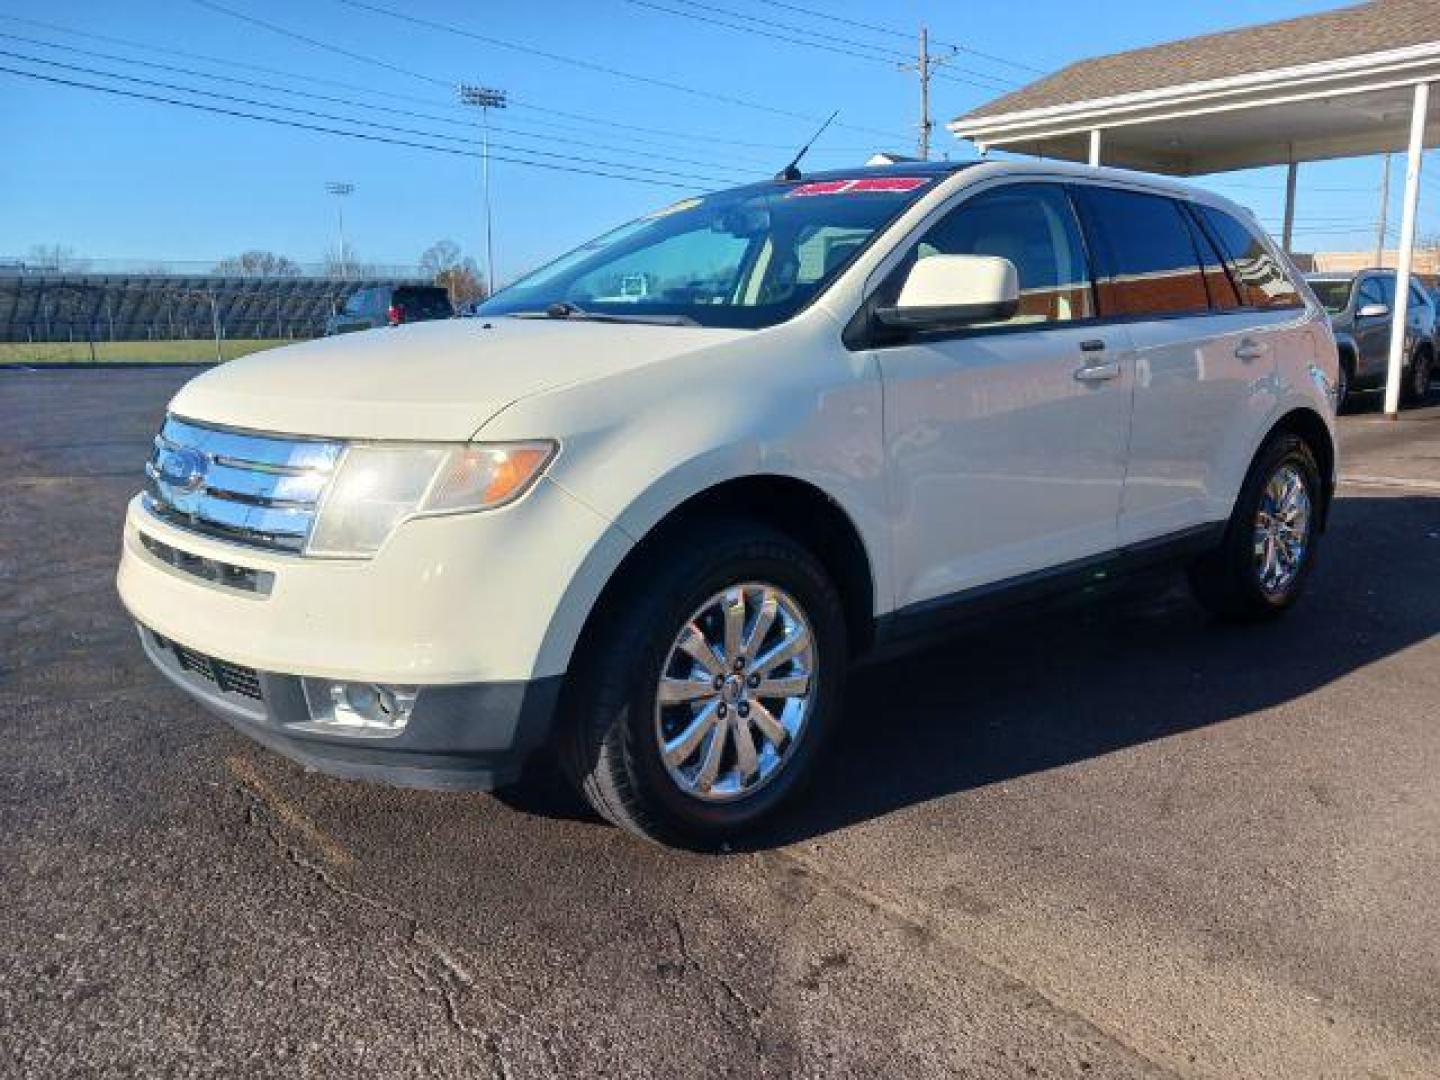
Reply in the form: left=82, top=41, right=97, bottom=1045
left=1305, top=270, right=1436, bottom=409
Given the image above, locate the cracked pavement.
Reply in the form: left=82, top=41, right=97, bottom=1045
left=3, top=368, right=1439, bottom=1078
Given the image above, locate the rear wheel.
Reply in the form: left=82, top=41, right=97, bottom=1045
left=1188, top=434, right=1322, bottom=621
left=560, top=520, right=847, bottom=848
left=1404, top=348, right=1433, bottom=406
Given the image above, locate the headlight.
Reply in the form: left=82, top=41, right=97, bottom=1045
left=306, top=440, right=555, bottom=558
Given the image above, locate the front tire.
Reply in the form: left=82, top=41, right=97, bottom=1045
left=559, top=520, right=847, bottom=848
left=1188, top=433, right=1323, bottom=622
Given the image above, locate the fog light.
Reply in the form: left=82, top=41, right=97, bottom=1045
left=301, top=679, right=418, bottom=734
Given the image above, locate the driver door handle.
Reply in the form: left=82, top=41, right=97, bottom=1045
left=1074, top=361, right=1121, bottom=382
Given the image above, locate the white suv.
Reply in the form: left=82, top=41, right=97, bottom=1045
left=118, top=161, right=1338, bottom=847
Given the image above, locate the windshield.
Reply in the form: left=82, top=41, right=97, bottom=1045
left=477, top=175, right=942, bottom=329
left=1308, top=279, right=1354, bottom=314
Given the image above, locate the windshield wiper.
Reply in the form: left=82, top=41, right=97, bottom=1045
left=506, top=301, right=699, bottom=327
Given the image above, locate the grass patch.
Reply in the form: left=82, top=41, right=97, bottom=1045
left=0, top=339, right=297, bottom=365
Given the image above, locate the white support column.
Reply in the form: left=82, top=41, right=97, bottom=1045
left=1088, top=129, right=1102, bottom=167
left=1384, top=81, right=1429, bottom=418
left=1281, top=159, right=1298, bottom=254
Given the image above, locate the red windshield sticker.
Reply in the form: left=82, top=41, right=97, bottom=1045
left=787, top=176, right=930, bottom=197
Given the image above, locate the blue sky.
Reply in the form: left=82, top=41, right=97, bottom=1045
left=2, top=0, right=1435, bottom=283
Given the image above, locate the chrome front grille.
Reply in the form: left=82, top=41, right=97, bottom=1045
left=143, top=416, right=342, bottom=554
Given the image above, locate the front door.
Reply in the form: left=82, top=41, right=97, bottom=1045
left=875, top=182, right=1133, bottom=610
left=1353, top=275, right=1391, bottom=382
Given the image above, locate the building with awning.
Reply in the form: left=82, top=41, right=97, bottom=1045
left=948, top=0, right=1439, bottom=417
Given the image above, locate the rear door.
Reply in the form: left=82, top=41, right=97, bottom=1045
left=876, top=181, right=1134, bottom=608
left=1098, top=195, right=1305, bottom=543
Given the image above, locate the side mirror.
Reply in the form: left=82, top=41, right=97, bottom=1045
left=875, top=254, right=1020, bottom=331
left=1357, top=302, right=1390, bottom=319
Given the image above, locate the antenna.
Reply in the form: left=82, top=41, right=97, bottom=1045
left=774, top=110, right=840, bottom=182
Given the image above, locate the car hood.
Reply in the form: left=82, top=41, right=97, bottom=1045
left=169, top=317, right=748, bottom=441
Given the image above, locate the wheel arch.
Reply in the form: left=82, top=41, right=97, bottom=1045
left=1265, top=406, right=1336, bottom=528
left=554, top=475, right=880, bottom=689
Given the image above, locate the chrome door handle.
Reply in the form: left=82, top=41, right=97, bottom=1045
left=1074, top=361, right=1121, bottom=382
left=1234, top=339, right=1264, bottom=362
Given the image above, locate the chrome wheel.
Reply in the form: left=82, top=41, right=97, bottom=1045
left=654, top=583, right=817, bottom=803
left=1252, top=464, right=1312, bottom=597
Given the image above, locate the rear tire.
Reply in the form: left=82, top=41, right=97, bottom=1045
left=559, top=519, right=847, bottom=848
left=1404, top=349, right=1433, bottom=406
left=1188, top=433, right=1322, bottom=622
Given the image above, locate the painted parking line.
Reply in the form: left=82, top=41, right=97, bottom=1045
left=1340, top=474, right=1440, bottom=495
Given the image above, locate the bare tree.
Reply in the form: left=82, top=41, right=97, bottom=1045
left=323, top=243, right=372, bottom=280
left=212, top=250, right=302, bottom=278
left=419, top=240, right=487, bottom=306
left=27, top=244, right=90, bottom=273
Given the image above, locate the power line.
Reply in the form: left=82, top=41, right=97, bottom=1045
left=322, top=0, right=905, bottom=139
left=747, top=0, right=1048, bottom=75
left=0, top=30, right=771, bottom=174
left=0, top=63, right=709, bottom=190
left=1, top=47, right=748, bottom=185
left=1, top=11, right=880, bottom=156
left=623, top=0, right=1017, bottom=92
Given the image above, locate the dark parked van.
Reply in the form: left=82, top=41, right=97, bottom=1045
left=326, top=285, right=454, bottom=335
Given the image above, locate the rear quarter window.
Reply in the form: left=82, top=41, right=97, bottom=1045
left=1196, top=206, right=1302, bottom=310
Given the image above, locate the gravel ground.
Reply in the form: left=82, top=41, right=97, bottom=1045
left=2, top=368, right=1438, bottom=1078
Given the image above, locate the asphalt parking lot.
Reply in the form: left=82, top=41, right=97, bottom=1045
left=3, top=368, right=1439, bottom=1078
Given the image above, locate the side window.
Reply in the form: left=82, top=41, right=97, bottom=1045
left=1075, top=187, right=1209, bottom=317
left=1182, top=204, right=1241, bottom=310
left=1196, top=206, right=1303, bottom=309
left=1376, top=276, right=1397, bottom=307
left=908, top=182, right=1094, bottom=326
left=342, top=288, right=370, bottom=315
left=1410, top=283, right=1429, bottom=308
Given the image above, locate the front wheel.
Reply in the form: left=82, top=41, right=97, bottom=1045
left=1188, top=433, right=1323, bottom=621
left=560, top=521, right=847, bottom=848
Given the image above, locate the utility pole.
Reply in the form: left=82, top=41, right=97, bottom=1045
left=325, top=181, right=354, bottom=279
left=1376, top=153, right=1391, bottom=267
left=459, top=84, right=507, bottom=296
left=899, top=26, right=955, bottom=161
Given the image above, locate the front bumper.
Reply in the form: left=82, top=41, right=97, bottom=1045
left=138, top=622, right=561, bottom=790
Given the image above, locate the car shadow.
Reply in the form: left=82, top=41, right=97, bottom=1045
left=497, top=495, right=1440, bottom=849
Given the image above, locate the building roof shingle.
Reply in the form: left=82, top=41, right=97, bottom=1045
left=954, top=0, right=1439, bottom=124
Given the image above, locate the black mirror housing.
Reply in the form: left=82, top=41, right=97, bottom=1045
left=873, top=298, right=1020, bottom=332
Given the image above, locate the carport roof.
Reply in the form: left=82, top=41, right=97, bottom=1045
left=959, top=0, right=1436, bottom=122
left=947, top=0, right=1440, bottom=175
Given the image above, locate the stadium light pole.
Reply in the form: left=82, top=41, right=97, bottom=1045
left=458, top=84, right=507, bottom=296
left=325, top=181, right=354, bottom=279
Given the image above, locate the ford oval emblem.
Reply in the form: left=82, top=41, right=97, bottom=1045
left=158, top=446, right=208, bottom=493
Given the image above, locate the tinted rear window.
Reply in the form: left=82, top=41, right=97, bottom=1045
left=1076, top=187, right=1209, bottom=317
left=1196, top=206, right=1302, bottom=309
left=394, top=287, right=454, bottom=317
